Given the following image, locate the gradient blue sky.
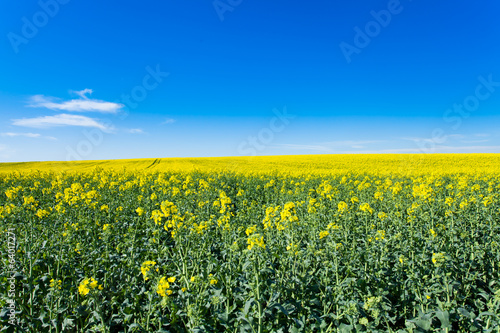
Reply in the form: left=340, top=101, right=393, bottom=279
left=1, top=0, right=500, bottom=162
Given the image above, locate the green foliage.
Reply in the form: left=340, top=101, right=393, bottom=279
left=0, top=169, right=499, bottom=332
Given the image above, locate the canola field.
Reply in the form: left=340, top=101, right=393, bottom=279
left=1, top=154, right=500, bottom=332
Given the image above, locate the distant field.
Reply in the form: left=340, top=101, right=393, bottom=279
left=1, top=153, right=500, bottom=175
left=1, top=154, right=499, bottom=332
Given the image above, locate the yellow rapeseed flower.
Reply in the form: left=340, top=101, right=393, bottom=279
left=141, top=261, right=156, bottom=280
left=157, top=277, right=170, bottom=297
left=136, top=207, right=144, bottom=216
left=319, top=230, right=329, bottom=239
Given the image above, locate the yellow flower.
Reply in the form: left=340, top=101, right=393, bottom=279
left=432, top=252, right=445, bottom=266
left=78, top=277, right=100, bottom=296
left=337, top=201, right=348, bottom=212
left=247, top=234, right=265, bottom=250
left=245, top=225, right=257, bottom=236
left=167, top=276, right=176, bottom=283
left=136, top=207, right=144, bottom=216
left=319, top=230, right=329, bottom=239
left=78, top=281, right=90, bottom=296
left=141, top=261, right=156, bottom=280
left=327, top=222, right=340, bottom=230
left=89, top=278, right=98, bottom=289
left=359, top=203, right=373, bottom=214
left=35, top=209, right=50, bottom=219
left=50, top=279, right=62, bottom=289
left=156, top=277, right=170, bottom=297
left=100, top=204, right=109, bottom=212
left=102, top=224, right=110, bottom=231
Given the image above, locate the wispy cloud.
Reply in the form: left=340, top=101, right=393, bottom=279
left=404, top=134, right=490, bottom=145
left=320, top=140, right=386, bottom=146
left=28, top=89, right=123, bottom=113
left=126, top=128, right=144, bottom=134
left=274, top=140, right=385, bottom=153
left=403, top=137, right=444, bottom=144
left=12, top=114, right=113, bottom=132
left=162, top=118, right=175, bottom=124
left=459, top=139, right=490, bottom=144
left=1, top=132, right=41, bottom=138
left=1, top=132, right=56, bottom=140
left=71, top=88, right=93, bottom=99
left=274, top=144, right=333, bottom=152
left=338, top=145, right=500, bottom=154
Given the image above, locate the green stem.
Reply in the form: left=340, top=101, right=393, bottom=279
left=254, top=255, right=263, bottom=333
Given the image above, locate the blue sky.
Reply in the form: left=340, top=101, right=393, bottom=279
left=1, top=0, right=500, bottom=162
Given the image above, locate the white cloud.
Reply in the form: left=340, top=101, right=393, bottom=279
left=162, top=118, right=175, bottom=124
left=403, top=137, right=443, bottom=144
left=460, top=139, right=490, bottom=143
left=404, top=133, right=492, bottom=146
left=320, top=140, right=386, bottom=146
left=273, top=144, right=333, bottom=152
left=71, top=88, right=93, bottom=99
left=28, top=91, right=123, bottom=113
left=1, top=132, right=40, bottom=138
left=335, top=145, right=500, bottom=154
left=274, top=140, right=385, bottom=153
left=12, top=114, right=113, bottom=132
left=0, top=132, right=57, bottom=140
left=126, top=128, right=144, bottom=134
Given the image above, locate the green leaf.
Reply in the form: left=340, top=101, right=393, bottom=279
left=62, top=317, right=75, bottom=330
left=243, top=298, right=254, bottom=316
left=435, top=310, right=450, bottom=329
